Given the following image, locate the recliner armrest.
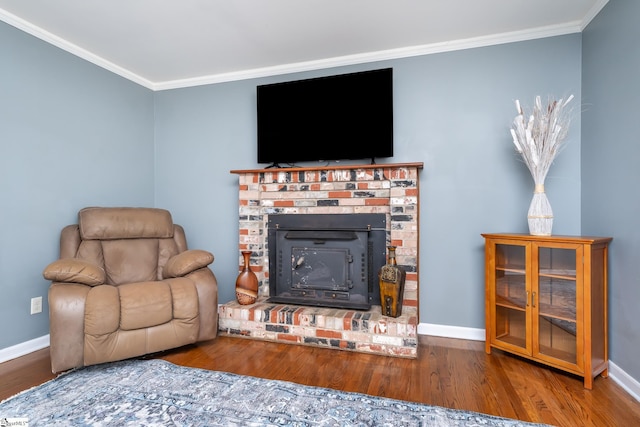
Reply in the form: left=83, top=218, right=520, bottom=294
left=163, top=249, right=214, bottom=278
left=43, top=258, right=105, bottom=286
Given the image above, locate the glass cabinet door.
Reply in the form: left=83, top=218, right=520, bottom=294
left=485, top=233, right=609, bottom=388
left=492, top=243, right=529, bottom=353
left=534, top=244, right=581, bottom=367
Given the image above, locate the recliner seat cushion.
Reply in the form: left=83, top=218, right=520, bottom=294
left=82, top=277, right=201, bottom=367
left=85, top=285, right=120, bottom=335
left=119, top=281, right=173, bottom=331
left=84, top=280, right=199, bottom=335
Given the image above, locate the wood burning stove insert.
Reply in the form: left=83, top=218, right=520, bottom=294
left=267, top=213, right=387, bottom=310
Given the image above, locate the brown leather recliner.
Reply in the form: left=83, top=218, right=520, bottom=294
left=42, top=207, right=218, bottom=373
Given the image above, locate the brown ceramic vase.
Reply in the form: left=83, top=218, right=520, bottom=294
left=235, top=250, right=258, bottom=305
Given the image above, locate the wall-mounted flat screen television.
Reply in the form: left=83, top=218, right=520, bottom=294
left=257, top=68, right=393, bottom=167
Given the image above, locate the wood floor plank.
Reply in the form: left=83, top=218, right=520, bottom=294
left=0, top=348, right=56, bottom=401
left=1, top=335, right=640, bottom=427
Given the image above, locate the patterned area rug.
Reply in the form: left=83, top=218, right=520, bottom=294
left=0, top=359, right=551, bottom=426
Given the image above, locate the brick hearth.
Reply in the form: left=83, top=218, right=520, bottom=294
left=218, top=299, right=418, bottom=357
left=221, top=162, right=423, bottom=358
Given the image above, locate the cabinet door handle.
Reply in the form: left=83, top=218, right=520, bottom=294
left=532, top=291, right=536, bottom=308
left=526, top=291, right=530, bottom=307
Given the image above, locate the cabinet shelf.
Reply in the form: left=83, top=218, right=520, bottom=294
left=483, top=233, right=611, bottom=390
left=496, top=267, right=526, bottom=274
left=539, top=269, right=576, bottom=281
left=496, top=295, right=577, bottom=322
left=495, top=295, right=525, bottom=311
left=539, top=345, right=577, bottom=363
left=538, top=304, right=576, bottom=323
left=495, top=333, right=526, bottom=348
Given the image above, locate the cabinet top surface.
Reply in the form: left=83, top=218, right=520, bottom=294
left=481, top=233, right=612, bottom=244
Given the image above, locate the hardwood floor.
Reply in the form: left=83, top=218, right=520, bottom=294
left=2, top=335, right=640, bottom=426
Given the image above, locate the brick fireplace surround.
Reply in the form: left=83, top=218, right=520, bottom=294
left=218, top=162, right=423, bottom=358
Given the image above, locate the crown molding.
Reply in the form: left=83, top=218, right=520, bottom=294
left=154, top=22, right=582, bottom=91
left=2, top=1, right=609, bottom=92
left=581, top=0, right=609, bottom=30
left=0, top=8, right=155, bottom=90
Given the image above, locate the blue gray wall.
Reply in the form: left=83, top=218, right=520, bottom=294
left=0, top=19, right=583, bottom=346
left=582, top=0, right=640, bottom=383
left=0, top=22, right=155, bottom=348
left=2, top=1, right=636, bottom=388
left=154, top=36, right=582, bottom=332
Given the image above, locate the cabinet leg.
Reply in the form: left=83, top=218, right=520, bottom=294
left=584, top=375, right=593, bottom=390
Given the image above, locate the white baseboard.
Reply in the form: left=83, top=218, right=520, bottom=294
left=609, top=361, right=640, bottom=402
left=418, top=322, right=485, bottom=341
left=0, top=335, right=50, bottom=364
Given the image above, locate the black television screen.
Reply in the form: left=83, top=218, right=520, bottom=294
left=257, top=68, right=393, bottom=166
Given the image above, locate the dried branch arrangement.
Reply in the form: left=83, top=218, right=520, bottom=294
left=509, top=95, right=574, bottom=235
left=510, top=94, right=574, bottom=186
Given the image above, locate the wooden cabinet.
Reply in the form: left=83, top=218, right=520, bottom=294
left=482, top=233, right=612, bottom=389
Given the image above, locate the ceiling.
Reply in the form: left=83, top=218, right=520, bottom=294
left=0, top=0, right=607, bottom=91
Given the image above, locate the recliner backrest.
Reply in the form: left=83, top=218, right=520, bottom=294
left=71, top=207, right=182, bottom=286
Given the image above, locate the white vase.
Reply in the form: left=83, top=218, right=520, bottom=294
left=527, top=185, right=553, bottom=236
